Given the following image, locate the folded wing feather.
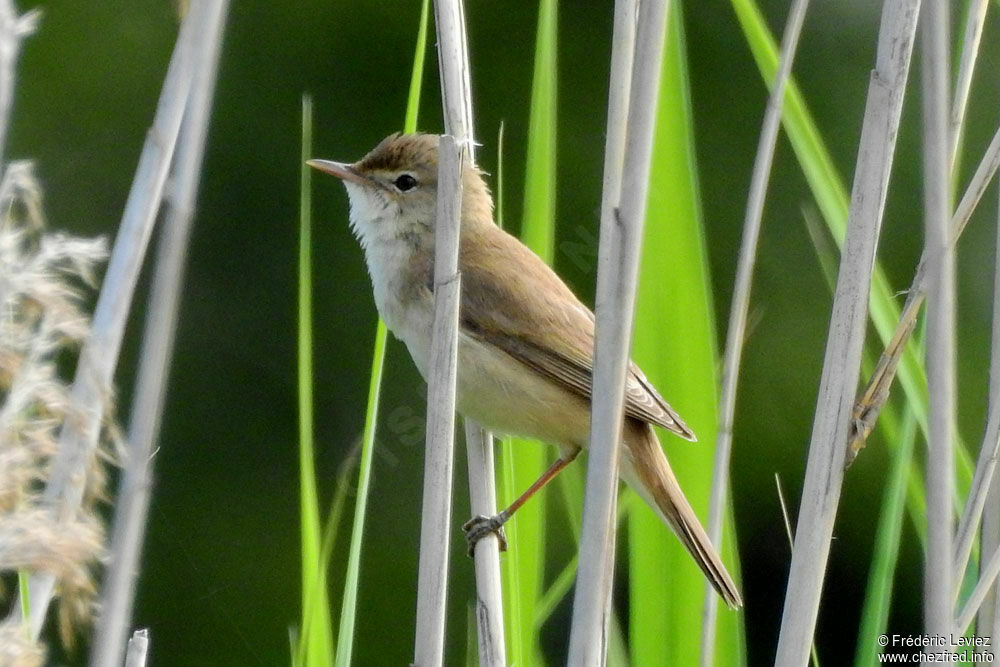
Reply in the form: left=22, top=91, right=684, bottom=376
left=457, top=223, right=696, bottom=441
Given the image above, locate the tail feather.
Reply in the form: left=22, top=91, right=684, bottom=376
left=620, top=422, right=743, bottom=609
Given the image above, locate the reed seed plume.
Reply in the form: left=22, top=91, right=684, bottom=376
left=0, top=623, right=44, bottom=666
left=0, top=160, right=112, bottom=650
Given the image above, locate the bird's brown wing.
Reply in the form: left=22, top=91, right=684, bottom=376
left=458, top=224, right=695, bottom=441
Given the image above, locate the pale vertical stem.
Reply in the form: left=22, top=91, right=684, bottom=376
left=982, top=178, right=1000, bottom=657
left=951, top=126, right=1000, bottom=246
left=921, top=0, right=954, bottom=649
left=989, top=489, right=1000, bottom=659
left=412, top=1, right=476, bottom=663
left=433, top=0, right=474, bottom=152
left=0, top=0, right=38, bottom=165
left=123, top=629, right=149, bottom=667
left=567, top=0, right=669, bottom=664
left=596, top=0, right=636, bottom=225
left=465, top=422, right=506, bottom=667
left=590, top=0, right=638, bottom=566
left=454, top=0, right=473, bottom=137
left=700, top=0, right=809, bottom=661
left=949, top=0, right=988, bottom=168
left=88, top=4, right=228, bottom=665
left=982, top=480, right=1000, bottom=645
left=13, top=0, right=210, bottom=639
left=413, top=135, right=463, bottom=667
left=773, top=2, right=920, bottom=664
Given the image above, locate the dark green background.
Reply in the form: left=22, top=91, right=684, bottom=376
left=12, top=1, right=999, bottom=664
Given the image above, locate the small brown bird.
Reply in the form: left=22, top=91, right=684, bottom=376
left=309, top=132, right=742, bottom=608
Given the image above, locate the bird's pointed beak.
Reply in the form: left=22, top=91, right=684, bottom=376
left=306, top=159, right=367, bottom=186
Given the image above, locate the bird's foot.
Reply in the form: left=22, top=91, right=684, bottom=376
left=462, top=513, right=509, bottom=556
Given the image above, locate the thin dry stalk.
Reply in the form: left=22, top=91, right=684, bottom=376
left=595, top=0, right=636, bottom=214
left=983, top=180, right=1000, bottom=659
left=567, top=0, right=669, bottom=663
left=949, top=127, right=1000, bottom=247
left=15, top=0, right=213, bottom=638
left=123, top=629, right=148, bottom=667
left=949, top=0, right=988, bottom=166
left=464, top=422, right=506, bottom=667
left=412, top=0, right=477, bottom=662
left=847, top=124, right=1000, bottom=461
left=433, top=0, right=474, bottom=148
left=921, top=0, right=954, bottom=642
left=956, top=544, right=1000, bottom=634
left=701, top=0, right=809, bottom=661
left=953, top=199, right=1000, bottom=582
left=433, top=0, right=501, bottom=653
left=413, top=135, right=464, bottom=667
left=773, top=1, right=919, bottom=664
left=0, top=0, right=39, bottom=163
left=561, top=0, right=633, bottom=651
left=983, top=478, right=1000, bottom=647
left=88, top=4, right=229, bottom=665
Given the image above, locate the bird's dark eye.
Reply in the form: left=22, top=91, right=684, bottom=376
left=394, top=174, right=418, bottom=192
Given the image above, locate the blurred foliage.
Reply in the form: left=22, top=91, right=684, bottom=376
left=11, top=0, right=999, bottom=664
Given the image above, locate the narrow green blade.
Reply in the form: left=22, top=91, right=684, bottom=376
left=298, top=94, right=335, bottom=667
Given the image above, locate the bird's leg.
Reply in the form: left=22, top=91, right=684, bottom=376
left=463, top=449, right=580, bottom=556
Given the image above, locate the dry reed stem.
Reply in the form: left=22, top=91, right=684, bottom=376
left=123, top=629, right=149, bottom=667
left=567, top=0, right=668, bottom=663
left=435, top=0, right=503, bottom=650
left=559, top=0, right=632, bottom=653
left=412, top=0, right=478, bottom=662
left=413, top=134, right=463, bottom=667
left=701, top=0, right=809, bottom=661
left=88, top=4, right=229, bottom=665
left=983, top=179, right=1000, bottom=659
left=433, top=0, right=474, bottom=150
left=0, top=0, right=38, bottom=163
left=920, top=0, right=954, bottom=642
left=956, top=543, right=1000, bottom=634
left=464, top=421, right=506, bottom=667
left=773, top=1, right=919, bottom=663
left=954, top=204, right=1000, bottom=582
left=847, top=124, right=1000, bottom=463
left=18, top=0, right=215, bottom=638
left=949, top=0, right=988, bottom=166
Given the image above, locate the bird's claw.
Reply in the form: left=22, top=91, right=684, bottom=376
left=462, top=514, right=508, bottom=557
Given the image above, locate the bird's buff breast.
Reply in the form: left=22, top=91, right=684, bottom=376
left=365, top=241, right=590, bottom=453
left=374, top=288, right=590, bottom=454
left=452, top=333, right=592, bottom=454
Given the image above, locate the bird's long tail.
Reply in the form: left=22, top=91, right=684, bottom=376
left=620, top=422, right=743, bottom=609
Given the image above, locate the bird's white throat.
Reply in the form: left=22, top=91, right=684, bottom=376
left=343, top=181, right=436, bottom=377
